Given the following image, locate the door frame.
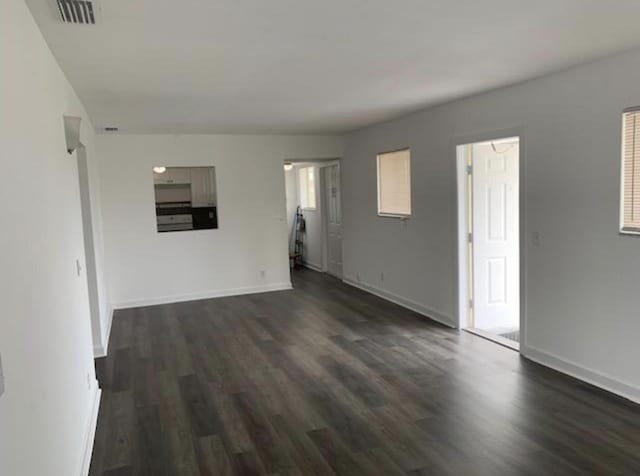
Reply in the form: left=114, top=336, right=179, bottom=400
left=284, top=157, right=342, bottom=279
left=453, top=128, right=527, bottom=351
left=75, top=144, right=104, bottom=356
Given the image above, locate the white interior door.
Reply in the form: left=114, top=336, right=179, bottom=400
left=324, top=165, right=343, bottom=277
left=472, top=140, right=519, bottom=331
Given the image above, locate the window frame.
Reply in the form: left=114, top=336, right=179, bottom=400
left=620, top=107, right=640, bottom=235
left=298, top=166, right=317, bottom=211
left=376, top=147, right=412, bottom=218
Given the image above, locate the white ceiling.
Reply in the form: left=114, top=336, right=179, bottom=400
left=26, top=0, right=640, bottom=134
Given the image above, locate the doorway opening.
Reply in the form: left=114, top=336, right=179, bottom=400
left=283, top=159, right=343, bottom=281
left=76, top=144, right=104, bottom=355
left=457, top=137, right=520, bottom=350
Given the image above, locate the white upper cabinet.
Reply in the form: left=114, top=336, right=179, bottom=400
left=191, top=167, right=217, bottom=207
left=153, top=167, right=192, bottom=185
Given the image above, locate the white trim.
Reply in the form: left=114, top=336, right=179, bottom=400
left=342, top=276, right=456, bottom=328
left=456, top=145, right=470, bottom=329
left=112, top=282, right=292, bottom=310
left=619, top=228, right=640, bottom=236
left=620, top=111, right=627, bottom=234
left=78, top=383, right=101, bottom=476
left=93, top=304, right=113, bottom=358
left=320, top=165, right=329, bottom=273
left=377, top=148, right=412, bottom=218
left=522, top=344, right=640, bottom=405
left=303, top=262, right=323, bottom=272
left=452, top=128, right=527, bottom=349
left=376, top=213, right=411, bottom=219
left=618, top=111, right=640, bottom=236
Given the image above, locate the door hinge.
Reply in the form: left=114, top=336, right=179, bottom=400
left=467, top=232, right=473, bottom=243
left=469, top=298, right=474, bottom=309
left=466, top=164, right=473, bottom=175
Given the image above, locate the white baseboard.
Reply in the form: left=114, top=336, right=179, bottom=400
left=342, top=277, right=639, bottom=404
left=342, top=276, right=456, bottom=328
left=303, top=262, right=323, bottom=272
left=112, top=282, right=293, bottom=310
left=522, top=344, right=640, bottom=404
left=79, top=383, right=101, bottom=476
left=93, top=304, right=113, bottom=358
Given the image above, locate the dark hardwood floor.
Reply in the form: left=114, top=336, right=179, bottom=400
left=90, top=269, right=640, bottom=475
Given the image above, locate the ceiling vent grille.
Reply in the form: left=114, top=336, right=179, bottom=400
left=56, top=0, right=96, bottom=24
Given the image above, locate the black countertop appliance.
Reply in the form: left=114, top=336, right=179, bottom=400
left=192, top=206, right=218, bottom=230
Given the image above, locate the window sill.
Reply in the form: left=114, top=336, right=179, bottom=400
left=377, top=213, right=411, bottom=219
left=620, top=227, right=640, bottom=236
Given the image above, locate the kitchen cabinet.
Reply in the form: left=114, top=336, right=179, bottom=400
left=191, top=167, right=217, bottom=207
left=153, top=167, right=192, bottom=185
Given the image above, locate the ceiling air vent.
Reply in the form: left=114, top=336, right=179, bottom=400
left=56, top=0, right=97, bottom=24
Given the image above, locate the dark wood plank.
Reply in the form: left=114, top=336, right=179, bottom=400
left=307, top=428, right=365, bottom=475
left=178, top=374, right=219, bottom=438
left=194, top=435, right=234, bottom=476
left=103, top=467, right=132, bottom=476
left=89, top=268, right=640, bottom=476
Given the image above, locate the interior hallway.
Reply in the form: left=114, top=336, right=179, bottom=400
left=90, top=269, right=640, bottom=475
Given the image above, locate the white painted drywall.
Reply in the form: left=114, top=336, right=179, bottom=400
left=0, top=0, right=105, bottom=474
left=299, top=166, right=324, bottom=270
left=285, top=165, right=325, bottom=271
left=343, top=48, right=640, bottom=401
left=97, top=135, right=343, bottom=308
left=284, top=168, right=298, bottom=252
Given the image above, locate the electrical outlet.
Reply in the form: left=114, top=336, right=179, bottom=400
left=260, top=270, right=266, bottom=278
left=380, top=272, right=385, bottom=283
left=0, top=353, right=5, bottom=398
left=356, top=273, right=361, bottom=282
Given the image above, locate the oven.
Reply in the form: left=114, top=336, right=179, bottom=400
left=156, top=202, right=194, bottom=232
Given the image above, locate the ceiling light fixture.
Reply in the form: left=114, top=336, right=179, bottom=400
left=153, top=166, right=167, bottom=174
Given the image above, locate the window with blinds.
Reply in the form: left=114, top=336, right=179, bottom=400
left=622, top=108, right=640, bottom=233
left=377, top=148, right=411, bottom=217
left=299, top=167, right=317, bottom=210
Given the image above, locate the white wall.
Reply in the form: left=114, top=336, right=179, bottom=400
left=343, top=48, right=640, bottom=402
left=76, top=146, right=111, bottom=357
left=285, top=165, right=326, bottom=270
left=284, top=168, right=298, bottom=250
left=0, top=0, right=104, bottom=474
left=299, top=166, right=324, bottom=270
left=97, top=134, right=343, bottom=308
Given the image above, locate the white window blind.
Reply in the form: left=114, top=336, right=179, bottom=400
left=299, top=167, right=317, bottom=210
left=377, top=149, right=411, bottom=217
left=622, top=109, right=640, bottom=232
